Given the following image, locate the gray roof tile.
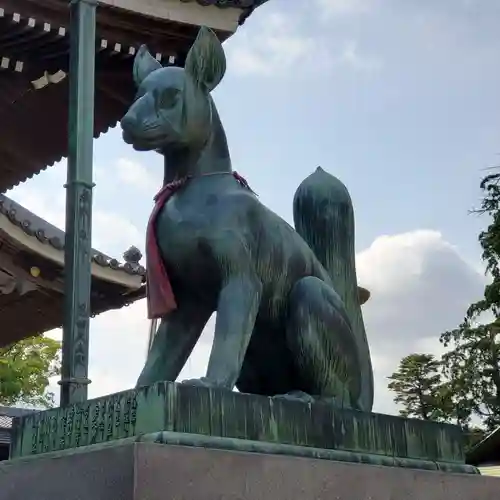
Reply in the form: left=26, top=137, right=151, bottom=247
left=0, top=195, right=146, bottom=278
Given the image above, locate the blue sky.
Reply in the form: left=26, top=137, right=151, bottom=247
left=89, top=0, right=499, bottom=262
left=8, top=0, right=500, bottom=413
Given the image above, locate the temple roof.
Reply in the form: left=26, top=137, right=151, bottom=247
left=0, top=407, right=36, bottom=448
left=0, top=195, right=146, bottom=347
left=0, top=0, right=267, bottom=192
left=467, top=427, right=500, bottom=466
left=0, top=195, right=146, bottom=279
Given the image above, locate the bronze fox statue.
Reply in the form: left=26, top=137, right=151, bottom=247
left=121, top=27, right=373, bottom=411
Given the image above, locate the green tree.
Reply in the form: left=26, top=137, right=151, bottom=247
left=388, top=172, right=500, bottom=439
left=466, top=171, right=500, bottom=319
left=0, top=336, right=61, bottom=408
left=435, top=171, right=500, bottom=432
left=387, top=353, right=453, bottom=421
left=440, top=322, right=500, bottom=431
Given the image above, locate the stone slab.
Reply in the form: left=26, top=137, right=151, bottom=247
left=0, top=442, right=498, bottom=500
left=12, top=382, right=466, bottom=467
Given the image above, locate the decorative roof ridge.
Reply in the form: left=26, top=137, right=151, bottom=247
left=180, top=0, right=270, bottom=25
left=236, top=0, right=270, bottom=25
left=0, top=195, right=146, bottom=278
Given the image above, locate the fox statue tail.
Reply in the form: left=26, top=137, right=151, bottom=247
left=293, top=167, right=374, bottom=412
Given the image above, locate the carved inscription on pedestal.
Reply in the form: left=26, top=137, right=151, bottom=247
left=60, top=410, right=67, bottom=449
left=114, top=397, right=121, bottom=438
left=42, top=413, right=50, bottom=452
left=67, top=405, right=75, bottom=448
left=99, top=401, right=107, bottom=441
left=31, top=418, right=38, bottom=454
left=74, top=407, right=82, bottom=447
left=22, top=388, right=144, bottom=456
left=131, top=394, right=138, bottom=431
left=91, top=402, right=100, bottom=444
left=42, top=416, right=50, bottom=452
left=50, top=415, right=57, bottom=451
left=106, top=398, right=114, bottom=439
left=124, top=395, right=131, bottom=435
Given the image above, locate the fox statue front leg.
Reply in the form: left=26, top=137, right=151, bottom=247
left=182, top=247, right=263, bottom=390
left=137, top=298, right=213, bottom=387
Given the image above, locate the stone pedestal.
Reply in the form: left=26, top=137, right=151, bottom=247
left=9, top=382, right=475, bottom=473
left=6, top=382, right=491, bottom=498
left=0, top=441, right=498, bottom=500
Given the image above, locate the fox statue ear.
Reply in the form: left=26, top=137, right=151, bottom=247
left=184, top=26, right=226, bottom=92
left=133, top=45, right=162, bottom=86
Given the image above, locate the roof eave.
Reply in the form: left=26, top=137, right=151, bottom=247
left=467, top=427, right=500, bottom=465
left=0, top=195, right=145, bottom=290
left=98, top=0, right=241, bottom=34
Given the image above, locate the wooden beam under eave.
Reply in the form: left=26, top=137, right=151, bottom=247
left=0, top=250, right=65, bottom=294
left=0, top=56, right=24, bottom=73
left=0, top=1, right=235, bottom=55
left=97, top=0, right=242, bottom=33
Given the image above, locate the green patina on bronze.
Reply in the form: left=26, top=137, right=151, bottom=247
left=11, top=382, right=469, bottom=471
left=120, top=25, right=374, bottom=412
left=10, top=22, right=475, bottom=478
left=60, top=0, right=97, bottom=406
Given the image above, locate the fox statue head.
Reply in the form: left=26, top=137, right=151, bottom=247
left=121, top=26, right=226, bottom=156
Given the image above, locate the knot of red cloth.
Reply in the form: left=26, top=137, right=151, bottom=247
left=146, top=171, right=254, bottom=319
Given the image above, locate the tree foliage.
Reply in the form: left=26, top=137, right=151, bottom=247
left=387, top=354, right=453, bottom=421
left=388, top=171, right=500, bottom=436
left=440, top=323, right=500, bottom=432
left=437, top=171, right=500, bottom=432
left=467, top=171, right=500, bottom=319
left=0, top=336, right=61, bottom=408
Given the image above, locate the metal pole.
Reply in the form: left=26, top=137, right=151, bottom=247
left=59, top=0, right=97, bottom=406
left=147, top=319, right=159, bottom=354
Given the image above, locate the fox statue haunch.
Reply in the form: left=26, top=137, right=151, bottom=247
left=120, top=27, right=374, bottom=411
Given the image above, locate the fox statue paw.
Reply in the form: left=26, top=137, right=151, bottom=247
left=273, top=391, right=316, bottom=404
left=180, top=377, right=218, bottom=389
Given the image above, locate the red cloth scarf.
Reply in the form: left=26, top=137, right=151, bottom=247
left=146, top=171, right=254, bottom=319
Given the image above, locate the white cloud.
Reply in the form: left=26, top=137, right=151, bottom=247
left=10, top=182, right=66, bottom=230
left=47, top=309, right=216, bottom=403
left=317, top=0, right=374, bottom=17
left=92, top=210, right=143, bottom=257
left=226, top=9, right=381, bottom=77
left=357, top=229, right=485, bottom=413
left=227, top=12, right=331, bottom=77
left=86, top=301, right=152, bottom=397
left=7, top=159, right=144, bottom=259
left=113, top=158, right=158, bottom=193
left=44, top=302, right=152, bottom=401
left=338, top=40, right=383, bottom=72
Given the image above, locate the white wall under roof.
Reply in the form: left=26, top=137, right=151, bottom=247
left=98, top=0, right=241, bottom=33
left=479, top=466, right=500, bottom=477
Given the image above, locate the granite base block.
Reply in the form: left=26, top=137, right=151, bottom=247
left=0, top=442, right=498, bottom=500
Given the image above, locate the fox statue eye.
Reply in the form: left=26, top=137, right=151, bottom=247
left=158, top=88, right=180, bottom=109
